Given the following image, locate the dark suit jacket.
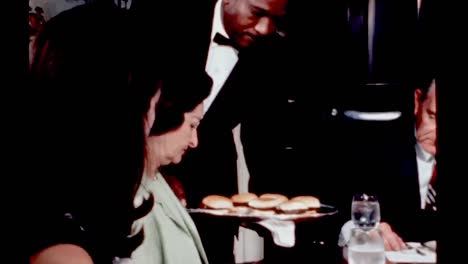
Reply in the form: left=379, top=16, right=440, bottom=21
left=377, top=140, right=438, bottom=242
left=237, top=2, right=353, bottom=262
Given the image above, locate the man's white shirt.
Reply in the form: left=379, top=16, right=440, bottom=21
left=203, top=3, right=263, bottom=262
left=415, top=142, right=436, bottom=209
left=203, top=0, right=239, bottom=113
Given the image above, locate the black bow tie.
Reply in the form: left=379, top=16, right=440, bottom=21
left=213, top=33, right=236, bottom=48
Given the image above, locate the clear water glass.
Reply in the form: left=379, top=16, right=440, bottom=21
left=351, top=193, right=380, bottom=231
left=348, top=227, right=385, bottom=264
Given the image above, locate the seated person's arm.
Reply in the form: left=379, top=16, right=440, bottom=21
left=379, top=222, right=406, bottom=251
left=31, top=244, right=93, bottom=264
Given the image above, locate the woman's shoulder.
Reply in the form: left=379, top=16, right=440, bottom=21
left=27, top=211, right=89, bottom=260
left=30, top=244, right=93, bottom=264
left=27, top=210, right=145, bottom=263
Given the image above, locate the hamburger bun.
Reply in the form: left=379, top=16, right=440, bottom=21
left=259, top=193, right=288, bottom=203
left=228, top=206, right=252, bottom=214
left=276, top=201, right=308, bottom=214
left=231, top=193, right=258, bottom=206
left=201, top=195, right=233, bottom=210
left=251, top=209, right=276, bottom=216
left=248, top=197, right=284, bottom=210
left=290, top=196, right=320, bottom=209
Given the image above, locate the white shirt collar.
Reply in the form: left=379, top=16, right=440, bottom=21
left=415, top=141, right=435, bottom=163
left=210, top=0, right=232, bottom=47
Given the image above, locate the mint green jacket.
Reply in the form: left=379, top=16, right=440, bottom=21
left=131, top=173, right=209, bottom=264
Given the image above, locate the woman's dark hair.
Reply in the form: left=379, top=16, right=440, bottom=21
left=27, top=2, right=157, bottom=261
left=149, top=68, right=213, bottom=135
left=413, top=73, right=436, bottom=101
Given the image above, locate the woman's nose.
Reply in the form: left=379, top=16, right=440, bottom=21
left=188, top=130, right=198, bottom=148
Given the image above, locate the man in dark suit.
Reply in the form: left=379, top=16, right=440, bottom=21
left=240, top=1, right=355, bottom=262
left=338, top=75, right=438, bottom=253
left=159, top=0, right=290, bottom=263
left=163, top=0, right=289, bottom=205
left=367, top=0, right=439, bottom=249
left=377, top=76, right=438, bottom=249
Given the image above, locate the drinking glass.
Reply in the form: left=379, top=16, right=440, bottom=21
left=348, top=227, right=385, bottom=264
left=351, top=193, right=380, bottom=231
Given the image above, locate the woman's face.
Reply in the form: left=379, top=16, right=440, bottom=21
left=154, top=103, right=204, bottom=166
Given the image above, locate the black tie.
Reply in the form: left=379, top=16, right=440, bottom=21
left=213, top=33, right=236, bottom=48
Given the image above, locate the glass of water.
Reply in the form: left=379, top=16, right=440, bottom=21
left=348, top=227, right=385, bottom=264
left=351, top=193, right=380, bottom=231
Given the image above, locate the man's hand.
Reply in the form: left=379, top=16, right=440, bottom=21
left=379, top=222, right=406, bottom=251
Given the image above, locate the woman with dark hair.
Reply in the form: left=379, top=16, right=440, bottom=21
left=27, top=2, right=156, bottom=263
left=129, top=71, right=212, bottom=264
left=26, top=1, right=211, bottom=263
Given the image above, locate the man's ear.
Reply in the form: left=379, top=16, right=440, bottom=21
left=414, top=88, right=422, bottom=115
